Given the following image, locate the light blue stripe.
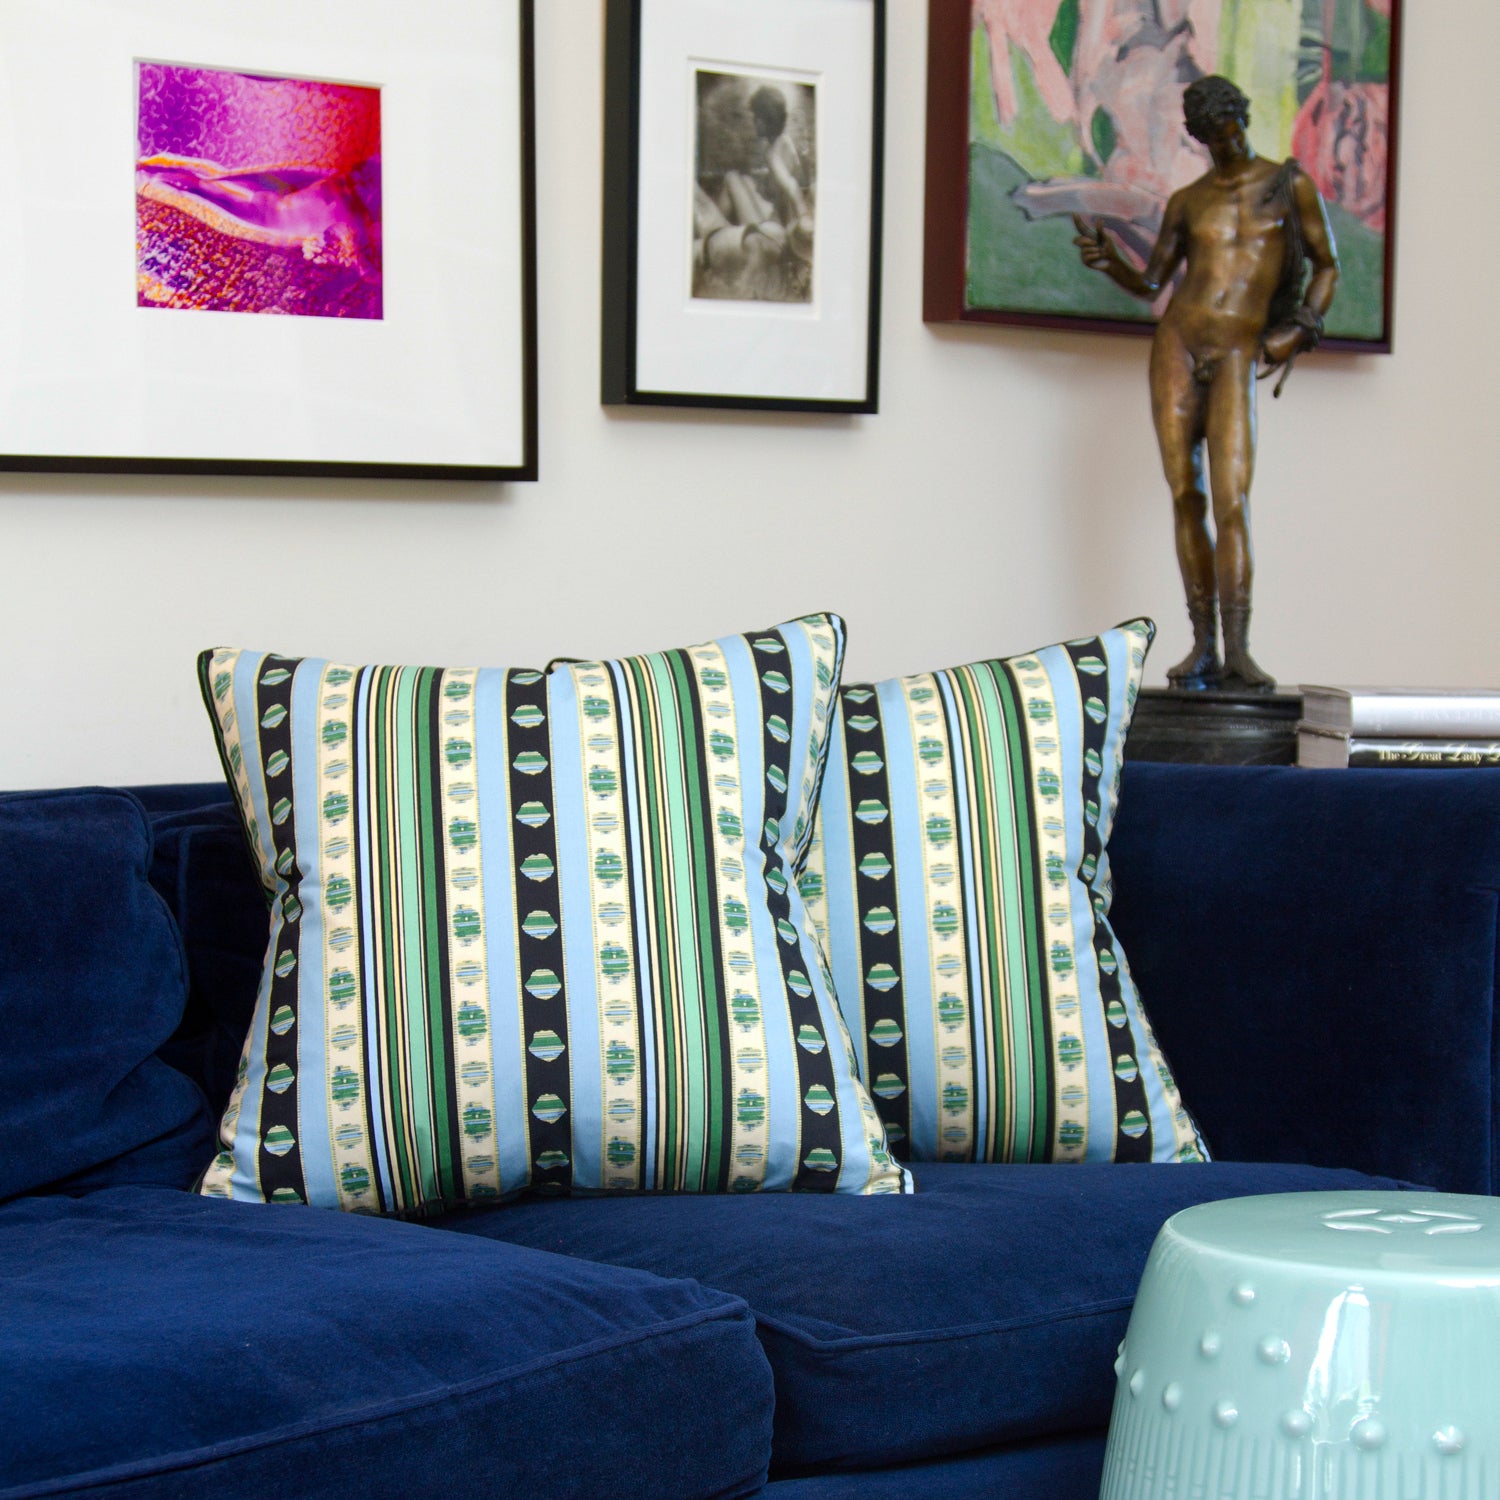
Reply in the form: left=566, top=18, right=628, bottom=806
left=548, top=666, right=603, bottom=1189
left=229, top=952, right=273, bottom=1200
left=880, top=676, right=942, bottom=1160
left=472, top=667, right=530, bottom=1195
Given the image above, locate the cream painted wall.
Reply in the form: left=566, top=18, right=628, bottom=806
left=2, top=2, right=1496, bottom=788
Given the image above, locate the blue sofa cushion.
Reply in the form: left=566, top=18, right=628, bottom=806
left=437, top=1159, right=1407, bottom=1472
left=758, top=1430, right=1106, bottom=1498
left=1110, top=764, right=1500, bottom=1194
left=0, top=789, right=211, bottom=1201
left=0, top=1186, right=773, bottom=1500
left=143, top=796, right=266, bottom=1119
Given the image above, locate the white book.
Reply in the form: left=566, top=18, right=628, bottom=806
left=1299, top=685, right=1500, bottom=738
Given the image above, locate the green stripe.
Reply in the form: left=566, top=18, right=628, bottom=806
left=371, top=669, right=415, bottom=1206
left=393, top=672, right=435, bottom=1202
left=415, top=668, right=458, bottom=1202
left=670, top=648, right=727, bottom=1189
left=627, top=656, right=681, bottom=1183
left=972, top=660, right=1044, bottom=1158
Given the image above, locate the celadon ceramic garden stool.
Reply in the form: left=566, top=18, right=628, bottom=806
left=1098, top=1191, right=1500, bottom=1499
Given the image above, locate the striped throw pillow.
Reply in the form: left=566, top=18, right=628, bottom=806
left=197, top=614, right=909, bottom=1215
left=805, top=620, right=1207, bottom=1165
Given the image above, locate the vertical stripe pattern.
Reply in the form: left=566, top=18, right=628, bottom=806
left=196, top=615, right=909, bottom=1216
left=812, top=621, right=1209, bottom=1166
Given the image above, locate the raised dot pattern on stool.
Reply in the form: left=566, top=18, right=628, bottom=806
left=1102, top=1194, right=1498, bottom=1498
left=1433, top=1425, right=1466, bottom=1456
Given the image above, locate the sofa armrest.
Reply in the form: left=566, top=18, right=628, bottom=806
left=1109, top=764, right=1500, bottom=1194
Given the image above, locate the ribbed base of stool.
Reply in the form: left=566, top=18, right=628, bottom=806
left=1100, top=1383, right=1495, bottom=1499
left=1098, top=1191, right=1500, bottom=1500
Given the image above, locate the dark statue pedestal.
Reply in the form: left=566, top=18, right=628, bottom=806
left=1125, top=687, right=1303, bottom=766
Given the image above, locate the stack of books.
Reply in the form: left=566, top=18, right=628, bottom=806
left=1297, top=686, right=1500, bottom=767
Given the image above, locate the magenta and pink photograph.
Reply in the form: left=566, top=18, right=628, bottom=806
left=136, top=61, right=383, bottom=319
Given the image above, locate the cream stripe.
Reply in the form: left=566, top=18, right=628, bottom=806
left=693, top=641, right=767, bottom=1190
left=567, top=661, right=643, bottom=1191
left=1014, top=658, right=1082, bottom=1159
left=437, top=668, right=501, bottom=1201
left=905, top=672, right=975, bottom=1160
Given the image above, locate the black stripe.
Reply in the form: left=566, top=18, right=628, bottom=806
left=506, top=670, right=573, bottom=1192
left=1065, top=640, right=1152, bottom=1162
left=838, top=684, right=911, bottom=1159
left=254, top=654, right=306, bottom=1202
left=750, top=629, right=843, bottom=1191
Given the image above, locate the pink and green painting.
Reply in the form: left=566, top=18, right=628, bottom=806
left=136, top=61, right=382, bottom=319
left=962, top=0, right=1396, bottom=343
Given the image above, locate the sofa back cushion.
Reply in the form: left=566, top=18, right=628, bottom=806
left=0, top=789, right=212, bottom=1200
left=195, top=616, right=909, bottom=1216
left=805, top=621, right=1207, bottom=1165
left=1110, top=762, right=1500, bottom=1194
left=142, top=793, right=266, bottom=1119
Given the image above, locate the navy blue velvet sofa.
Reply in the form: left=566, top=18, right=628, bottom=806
left=4, top=764, right=1498, bottom=1499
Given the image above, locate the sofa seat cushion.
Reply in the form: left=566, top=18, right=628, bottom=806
left=0, top=1186, right=773, bottom=1500
left=756, top=1430, right=1106, bottom=1498
left=0, top=789, right=211, bottom=1201
left=436, top=1160, right=1407, bottom=1472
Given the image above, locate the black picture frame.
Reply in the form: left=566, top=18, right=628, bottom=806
left=603, top=0, right=885, bottom=412
left=0, top=0, right=538, bottom=480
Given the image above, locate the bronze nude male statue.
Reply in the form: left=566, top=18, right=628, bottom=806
left=1074, top=76, right=1339, bottom=691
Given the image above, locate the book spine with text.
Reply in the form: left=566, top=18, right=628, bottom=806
left=1347, top=740, right=1500, bottom=767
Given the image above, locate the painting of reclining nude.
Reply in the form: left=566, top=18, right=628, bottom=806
left=937, top=0, right=1398, bottom=345
left=692, top=70, right=815, bottom=303
left=136, top=60, right=382, bottom=320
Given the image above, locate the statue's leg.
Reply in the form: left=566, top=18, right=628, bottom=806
left=1205, top=350, right=1275, bottom=691
left=1149, top=328, right=1220, bottom=688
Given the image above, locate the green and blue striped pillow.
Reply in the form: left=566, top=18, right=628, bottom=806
left=197, top=613, right=909, bottom=1215
left=805, top=620, right=1207, bottom=1165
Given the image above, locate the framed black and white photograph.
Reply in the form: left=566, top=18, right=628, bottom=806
left=603, top=0, right=884, bottom=412
left=0, top=0, right=537, bottom=480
